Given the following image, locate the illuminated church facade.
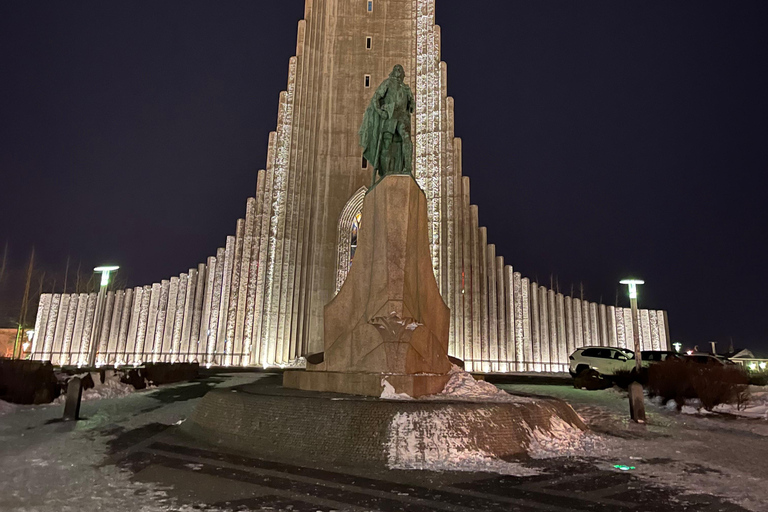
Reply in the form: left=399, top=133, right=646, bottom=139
left=31, top=0, right=670, bottom=372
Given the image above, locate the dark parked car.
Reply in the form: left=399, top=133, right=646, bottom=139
left=640, top=350, right=682, bottom=368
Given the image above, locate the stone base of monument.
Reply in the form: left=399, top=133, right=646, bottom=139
left=182, top=377, right=586, bottom=468
left=283, top=370, right=450, bottom=398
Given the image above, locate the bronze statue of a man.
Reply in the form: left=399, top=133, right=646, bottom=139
left=359, top=64, right=415, bottom=187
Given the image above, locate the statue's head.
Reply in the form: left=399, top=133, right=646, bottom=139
left=390, top=64, right=405, bottom=83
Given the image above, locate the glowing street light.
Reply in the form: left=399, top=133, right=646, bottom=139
left=620, top=277, right=646, bottom=424
left=94, top=265, right=120, bottom=288
left=672, top=342, right=682, bottom=353
left=87, top=265, right=120, bottom=367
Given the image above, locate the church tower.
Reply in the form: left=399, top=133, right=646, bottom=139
left=31, top=0, right=670, bottom=372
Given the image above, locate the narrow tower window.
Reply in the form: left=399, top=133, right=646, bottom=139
left=366, top=37, right=372, bottom=50
left=367, top=1, right=373, bottom=13
left=362, top=156, right=368, bottom=169
left=364, top=75, right=371, bottom=88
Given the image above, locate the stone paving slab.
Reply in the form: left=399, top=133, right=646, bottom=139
left=110, top=425, right=749, bottom=512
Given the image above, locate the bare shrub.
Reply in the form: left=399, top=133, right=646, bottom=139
left=690, top=363, right=749, bottom=411
left=647, top=359, right=695, bottom=410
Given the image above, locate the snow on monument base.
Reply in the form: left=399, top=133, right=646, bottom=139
left=184, top=379, right=587, bottom=468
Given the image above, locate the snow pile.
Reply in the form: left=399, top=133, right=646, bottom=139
left=526, top=416, right=605, bottom=459
left=380, top=378, right=414, bottom=400
left=386, top=409, right=538, bottom=475
left=54, top=374, right=136, bottom=404
left=278, top=356, right=307, bottom=369
left=0, top=399, right=18, bottom=416
left=433, top=365, right=533, bottom=402
left=670, top=387, right=768, bottom=419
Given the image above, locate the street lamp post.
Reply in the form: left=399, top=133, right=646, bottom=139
left=87, top=265, right=119, bottom=367
left=620, top=278, right=646, bottom=423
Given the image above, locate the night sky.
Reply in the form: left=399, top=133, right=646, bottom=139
left=1, top=1, right=766, bottom=354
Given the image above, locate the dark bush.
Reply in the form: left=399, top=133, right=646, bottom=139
left=0, top=358, right=61, bottom=404
left=648, top=359, right=696, bottom=409
left=573, top=369, right=612, bottom=390
left=648, top=358, right=749, bottom=411
left=748, top=372, right=768, bottom=386
left=611, top=368, right=648, bottom=389
left=690, top=364, right=749, bottom=411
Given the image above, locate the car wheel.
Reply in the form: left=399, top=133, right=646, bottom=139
left=575, top=365, right=589, bottom=376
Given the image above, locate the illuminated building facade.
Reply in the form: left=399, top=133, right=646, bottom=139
left=31, top=0, right=670, bottom=371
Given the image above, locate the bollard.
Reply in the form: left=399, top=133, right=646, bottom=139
left=63, top=377, right=83, bottom=421
left=628, top=381, right=646, bottom=424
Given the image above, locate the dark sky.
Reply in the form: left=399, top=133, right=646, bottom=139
left=1, top=1, right=766, bottom=354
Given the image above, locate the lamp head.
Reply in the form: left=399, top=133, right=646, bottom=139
left=619, top=278, right=645, bottom=300
left=94, top=265, right=120, bottom=287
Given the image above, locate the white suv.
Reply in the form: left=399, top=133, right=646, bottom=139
left=568, top=347, right=636, bottom=377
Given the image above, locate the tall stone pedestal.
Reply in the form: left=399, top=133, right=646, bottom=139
left=284, top=175, right=451, bottom=397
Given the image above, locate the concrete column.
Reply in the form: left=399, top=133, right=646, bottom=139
left=582, top=300, right=592, bottom=347
left=116, top=288, right=134, bottom=365
left=152, top=281, right=170, bottom=362
left=564, top=296, right=575, bottom=360
left=469, top=206, right=481, bottom=372
left=133, top=286, right=151, bottom=364
left=538, top=286, right=550, bottom=372
left=556, top=293, right=566, bottom=371
left=607, top=305, right=618, bottom=347
left=460, top=178, right=473, bottom=368
left=170, top=274, right=188, bottom=363
left=69, top=294, right=89, bottom=365
left=521, top=277, right=532, bottom=371
left=162, top=278, right=179, bottom=362
left=501, top=263, right=513, bottom=373
left=486, top=244, right=498, bottom=372
left=226, top=220, right=246, bottom=366
left=512, top=272, right=524, bottom=371
left=95, top=291, right=115, bottom=365
left=144, top=283, right=161, bottom=363
left=106, top=290, right=125, bottom=365
left=599, top=304, right=608, bottom=347
left=45, top=294, right=63, bottom=364
left=245, top=173, right=266, bottom=365
left=200, top=255, right=218, bottom=365
left=615, top=307, right=626, bottom=349
left=530, top=281, right=541, bottom=371
left=640, top=309, right=652, bottom=351
left=548, top=289, right=558, bottom=371
left=573, top=298, right=584, bottom=349
left=589, top=302, right=599, bottom=346
left=34, top=294, right=52, bottom=360
left=649, top=310, right=661, bottom=351
left=622, top=308, right=634, bottom=351
left=50, top=295, right=68, bottom=364
left=206, top=247, right=226, bottom=366
left=478, top=228, right=489, bottom=373
left=190, top=263, right=207, bottom=362
left=235, top=200, right=256, bottom=366
left=217, top=237, right=236, bottom=365
left=179, top=269, right=198, bottom=362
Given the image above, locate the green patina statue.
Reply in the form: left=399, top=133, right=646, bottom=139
left=359, top=64, right=415, bottom=188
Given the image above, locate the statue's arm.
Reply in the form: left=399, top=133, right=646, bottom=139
left=372, top=82, right=389, bottom=118
left=407, top=87, right=415, bottom=114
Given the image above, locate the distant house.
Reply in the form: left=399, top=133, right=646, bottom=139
left=723, top=349, right=768, bottom=371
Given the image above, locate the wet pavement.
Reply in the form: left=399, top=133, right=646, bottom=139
left=110, top=423, right=748, bottom=512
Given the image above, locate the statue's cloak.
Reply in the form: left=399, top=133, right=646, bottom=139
left=359, top=100, right=385, bottom=171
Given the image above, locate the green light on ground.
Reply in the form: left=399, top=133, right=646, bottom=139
left=614, top=465, right=636, bottom=471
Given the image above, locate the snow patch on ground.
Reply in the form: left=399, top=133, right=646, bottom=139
left=380, top=378, right=414, bottom=400
left=526, top=416, right=606, bottom=459
left=0, top=399, right=18, bottom=416
left=385, top=409, right=538, bottom=476
left=428, top=366, right=534, bottom=403
left=53, top=374, right=137, bottom=404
